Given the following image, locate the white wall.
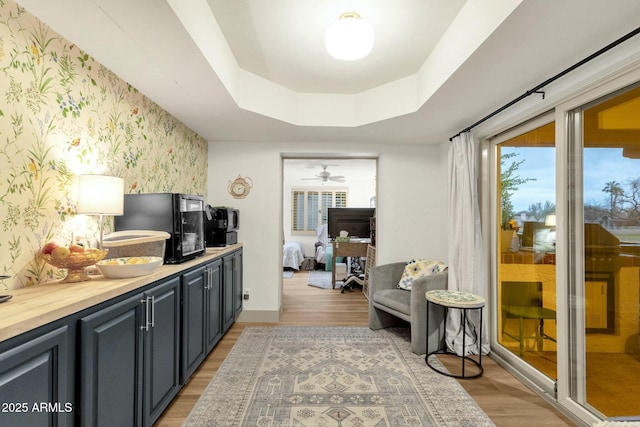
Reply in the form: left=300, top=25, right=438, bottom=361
left=207, top=141, right=449, bottom=321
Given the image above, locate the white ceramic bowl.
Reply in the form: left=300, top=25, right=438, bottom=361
left=96, top=256, right=163, bottom=279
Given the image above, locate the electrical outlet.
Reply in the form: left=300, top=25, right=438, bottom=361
left=243, top=289, right=250, bottom=300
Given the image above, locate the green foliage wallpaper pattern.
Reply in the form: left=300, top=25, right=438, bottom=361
left=0, top=0, right=208, bottom=289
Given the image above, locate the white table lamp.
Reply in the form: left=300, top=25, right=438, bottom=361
left=77, top=174, right=124, bottom=248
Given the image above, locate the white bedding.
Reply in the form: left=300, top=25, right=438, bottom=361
left=283, top=241, right=305, bottom=270
left=315, top=244, right=327, bottom=264
left=315, top=224, right=329, bottom=264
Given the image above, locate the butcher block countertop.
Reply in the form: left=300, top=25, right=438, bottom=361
left=0, top=244, right=242, bottom=343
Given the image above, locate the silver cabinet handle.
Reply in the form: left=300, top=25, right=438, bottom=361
left=140, top=296, right=154, bottom=330
left=206, top=267, right=212, bottom=290
left=140, top=298, right=150, bottom=331
left=149, top=295, right=155, bottom=328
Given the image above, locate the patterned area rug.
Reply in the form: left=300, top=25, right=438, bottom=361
left=307, top=270, right=342, bottom=289
left=184, top=326, right=495, bottom=426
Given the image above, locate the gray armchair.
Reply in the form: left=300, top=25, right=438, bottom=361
left=368, top=262, right=447, bottom=354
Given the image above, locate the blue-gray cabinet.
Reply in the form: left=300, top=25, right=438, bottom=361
left=206, top=260, right=223, bottom=351
left=182, top=249, right=243, bottom=382
left=143, top=276, right=182, bottom=425
left=222, top=254, right=235, bottom=333
left=232, top=249, right=243, bottom=320
left=0, top=325, right=72, bottom=427
left=79, top=276, right=181, bottom=427
left=223, top=250, right=243, bottom=333
left=181, top=258, right=222, bottom=382
left=0, top=246, right=241, bottom=426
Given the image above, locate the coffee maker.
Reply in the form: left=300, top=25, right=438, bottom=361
left=205, top=205, right=239, bottom=247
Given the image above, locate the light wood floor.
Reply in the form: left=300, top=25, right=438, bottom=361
left=156, top=270, right=576, bottom=426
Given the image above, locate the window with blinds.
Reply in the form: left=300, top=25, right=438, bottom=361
left=292, top=188, right=347, bottom=233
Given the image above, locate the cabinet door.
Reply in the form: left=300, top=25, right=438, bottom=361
left=181, top=265, right=207, bottom=382
left=222, top=254, right=235, bottom=333
left=0, top=326, right=71, bottom=427
left=80, top=294, right=144, bottom=427
left=206, top=259, right=223, bottom=352
left=233, top=249, right=243, bottom=318
left=143, top=276, right=181, bottom=427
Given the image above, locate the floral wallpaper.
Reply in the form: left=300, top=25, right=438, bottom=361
left=0, top=0, right=208, bottom=290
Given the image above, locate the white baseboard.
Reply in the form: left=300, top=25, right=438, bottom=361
left=236, top=310, right=280, bottom=323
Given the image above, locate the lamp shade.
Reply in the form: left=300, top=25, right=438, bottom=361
left=325, top=12, right=374, bottom=61
left=545, top=214, right=557, bottom=227
left=77, top=174, right=124, bottom=215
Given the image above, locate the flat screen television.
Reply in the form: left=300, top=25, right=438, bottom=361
left=327, top=208, right=375, bottom=239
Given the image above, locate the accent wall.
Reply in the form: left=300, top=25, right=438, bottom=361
left=0, top=0, right=207, bottom=290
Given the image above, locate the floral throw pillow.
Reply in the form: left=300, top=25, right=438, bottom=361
left=397, top=259, right=448, bottom=290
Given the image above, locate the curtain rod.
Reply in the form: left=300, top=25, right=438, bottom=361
left=449, top=26, right=640, bottom=141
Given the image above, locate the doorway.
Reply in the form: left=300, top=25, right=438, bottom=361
left=281, top=157, right=377, bottom=290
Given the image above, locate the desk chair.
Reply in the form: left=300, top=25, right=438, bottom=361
left=342, top=245, right=376, bottom=295
left=502, top=281, right=556, bottom=357
left=341, top=257, right=365, bottom=292
left=341, top=273, right=364, bottom=292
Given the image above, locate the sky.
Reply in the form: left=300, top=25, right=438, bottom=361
left=503, top=147, right=640, bottom=213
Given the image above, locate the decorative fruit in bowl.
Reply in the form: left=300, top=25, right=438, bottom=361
left=41, top=241, right=59, bottom=255
left=40, top=243, right=108, bottom=283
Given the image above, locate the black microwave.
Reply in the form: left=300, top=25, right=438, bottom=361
left=115, top=193, right=206, bottom=263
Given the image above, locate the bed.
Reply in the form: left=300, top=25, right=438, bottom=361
left=283, top=241, right=305, bottom=270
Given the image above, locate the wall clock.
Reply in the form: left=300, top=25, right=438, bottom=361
left=228, top=175, right=253, bottom=199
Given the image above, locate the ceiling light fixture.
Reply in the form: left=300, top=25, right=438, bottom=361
left=325, top=12, right=374, bottom=61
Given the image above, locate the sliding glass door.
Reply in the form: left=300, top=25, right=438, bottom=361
left=567, top=84, right=640, bottom=418
left=493, top=117, right=558, bottom=385
left=488, top=81, right=640, bottom=423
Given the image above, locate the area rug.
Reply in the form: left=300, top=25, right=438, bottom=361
left=283, top=270, right=294, bottom=278
left=184, top=326, right=495, bottom=426
left=307, top=270, right=341, bottom=289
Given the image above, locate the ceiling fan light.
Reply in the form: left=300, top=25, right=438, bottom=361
left=325, top=12, right=374, bottom=61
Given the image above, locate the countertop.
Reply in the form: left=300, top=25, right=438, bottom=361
left=0, top=244, right=242, bottom=343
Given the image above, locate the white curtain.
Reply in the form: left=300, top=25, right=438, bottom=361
left=445, top=132, right=490, bottom=356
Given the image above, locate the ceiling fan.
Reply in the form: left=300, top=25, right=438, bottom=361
left=303, top=165, right=345, bottom=183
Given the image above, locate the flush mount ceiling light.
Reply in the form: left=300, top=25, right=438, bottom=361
left=325, top=12, right=374, bottom=61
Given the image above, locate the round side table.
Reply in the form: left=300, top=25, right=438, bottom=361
left=425, top=289, right=485, bottom=379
